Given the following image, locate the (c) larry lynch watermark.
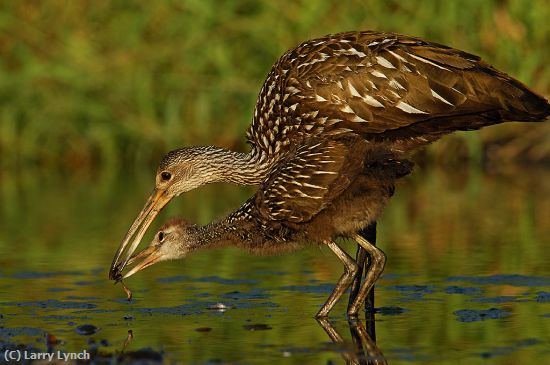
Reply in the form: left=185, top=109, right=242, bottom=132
left=3, top=350, right=90, bottom=362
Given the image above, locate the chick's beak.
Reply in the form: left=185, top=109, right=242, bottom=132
left=122, top=245, right=163, bottom=279
left=109, top=188, right=172, bottom=279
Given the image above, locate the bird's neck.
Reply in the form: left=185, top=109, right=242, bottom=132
left=191, top=220, right=238, bottom=251
left=207, top=148, right=271, bottom=186
left=187, top=202, right=261, bottom=254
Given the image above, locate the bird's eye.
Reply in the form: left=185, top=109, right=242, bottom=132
left=161, top=171, right=172, bottom=181
left=158, top=232, right=165, bottom=242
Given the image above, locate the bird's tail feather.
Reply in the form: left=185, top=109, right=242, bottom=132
left=491, top=74, right=550, bottom=123
left=400, top=86, right=549, bottom=137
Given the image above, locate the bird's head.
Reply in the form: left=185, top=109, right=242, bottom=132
left=122, top=217, right=198, bottom=279
left=156, top=147, right=225, bottom=196
left=109, top=146, right=224, bottom=279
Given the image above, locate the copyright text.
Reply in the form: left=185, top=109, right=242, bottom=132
left=3, top=350, right=90, bottom=362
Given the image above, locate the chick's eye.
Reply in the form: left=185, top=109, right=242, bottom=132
left=161, top=171, right=172, bottom=181
left=158, top=232, right=165, bottom=242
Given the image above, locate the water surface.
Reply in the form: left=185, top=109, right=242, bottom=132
left=0, top=167, right=549, bottom=364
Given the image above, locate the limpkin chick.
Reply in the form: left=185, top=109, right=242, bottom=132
left=123, top=216, right=378, bottom=318
left=122, top=150, right=414, bottom=317
left=124, top=218, right=199, bottom=278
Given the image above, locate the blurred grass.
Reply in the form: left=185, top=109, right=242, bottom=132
left=0, top=0, right=549, bottom=173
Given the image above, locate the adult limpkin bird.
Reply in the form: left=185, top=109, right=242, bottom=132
left=110, top=31, right=549, bottom=317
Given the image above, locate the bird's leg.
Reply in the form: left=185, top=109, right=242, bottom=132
left=348, top=222, right=377, bottom=312
left=347, top=246, right=367, bottom=307
left=358, top=223, right=378, bottom=339
left=347, top=234, right=386, bottom=317
left=316, top=241, right=359, bottom=318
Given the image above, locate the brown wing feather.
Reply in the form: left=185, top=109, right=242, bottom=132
left=254, top=138, right=368, bottom=223
left=246, top=31, right=549, bottom=155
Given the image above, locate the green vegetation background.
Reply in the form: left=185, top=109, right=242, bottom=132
left=1, top=0, right=549, bottom=172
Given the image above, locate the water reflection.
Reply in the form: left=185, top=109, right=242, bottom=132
left=318, top=316, right=387, bottom=365
left=121, top=330, right=133, bottom=354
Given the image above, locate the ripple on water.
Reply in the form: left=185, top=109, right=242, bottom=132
left=221, top=289, right=270, bottom=300
left=41, top=315, right=89, bottom=321
left=12, top=271, right=85, bottom=279
left=386, top=284, right=437, bottom=302
left=454, top=308, right=510, bottom=322
left=0, top=299, right=96, bottom=309
left=157, top=275, right=259, bottom=285
left=279, top=284, right=335, bottom=294
left=470, top=296, right=523, bottom=303
left=447, top=274, right=550, bottom=287
left=134, top=304, right=201, bottom=316
left=65, top=296, right=101, bottom=301
left=386, top=285, right=436, bottom=293
left=478, top=338, right=540, bottom=359
left=47, top=287, right=74, bottom=292
left=0, top=327, right=44, bottom=338
left=445, top=286, right=484, bottom=295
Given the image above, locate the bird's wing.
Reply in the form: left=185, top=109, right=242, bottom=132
left=253, top=138, right=367, bottom=223
left=247, top=31, right=548, bottom=154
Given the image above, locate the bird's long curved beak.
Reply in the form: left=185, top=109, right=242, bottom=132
left=122, top=245, right=163, bottom=279
left=109, top=188, right=171, bottom=279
